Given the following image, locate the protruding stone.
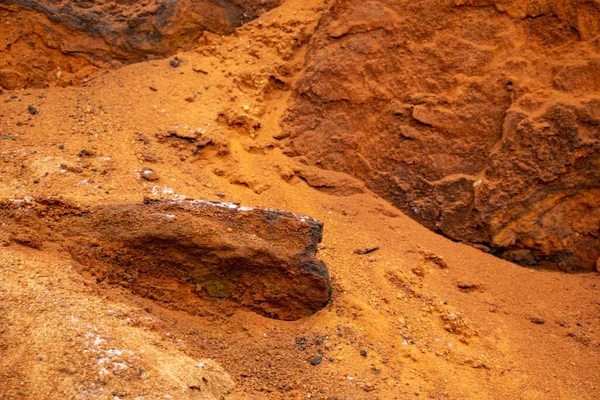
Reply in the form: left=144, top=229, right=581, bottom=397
left=1, top=197, right=332, bottom=320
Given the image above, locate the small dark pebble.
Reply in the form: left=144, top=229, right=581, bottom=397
left=28, top=105, right=38, bottom=115
left=530, top=317, right=545, bottom=325
left=149, top=86, right=158, bottom=92
left=354, top=246, right=380, bottom=255
left=309, top=356, right=322, bottom=366
left=360, top=349, right=368, bottom=357
left=10, top=95, right=17, bottom=99
left=215, top=193, right=226, bottom=198
left=137, top=134, right=151, bottom=144
left=3, top=135, right=16, bottom=141
left=170, top=58, right=181, bottom=68
left=58, top=144, right=64, bottom=150
left=295, top=336, right=307, bottom=350
left=67, top=165, right=83, bottom=173
left=279, top=383, right=292, bottom=391
left=78, top=149, right=96, bottom=157
left=141, top=150, right=157, bottom=162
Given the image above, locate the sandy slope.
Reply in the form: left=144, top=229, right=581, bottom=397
left=0, top=0, right=599, bottom=399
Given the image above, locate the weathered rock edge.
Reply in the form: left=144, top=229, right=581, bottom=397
left=0, top=0, right=281, bottom=89
left=0, top=197, right=332, bottom=321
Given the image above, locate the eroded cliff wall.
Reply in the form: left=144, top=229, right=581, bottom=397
left=281, top=0, right=600, bottom=270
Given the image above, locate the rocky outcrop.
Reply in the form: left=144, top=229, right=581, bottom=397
left=280, top=0, right=600, bottom=270
left=455, top=0, right=600, bottom=39
left=0, top=197, right=331, bottom=320
left=0, top=0, right=281, bottom=89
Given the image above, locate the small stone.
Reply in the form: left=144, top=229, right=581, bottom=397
left=529, top=316, right=545, bottom=325
left=196, top=137, right=213, bottom=148
left=411, top=266, right=426, bottom=278
left=226, top=228, right=233, bottom=233
left=360, top=349, right=368, bottom=357
left=140, top=168, right=160, bottom=181
left=184, top=96, right=195, bottom=103
left=363, top=384, right=375, bottom=392
left=78, top=149, right=96, bottom=158
left=170, top=58, right=181, bottom=68
left=67, top=165, right=83, bottom=173
left=28, top=105, right=38, bottom=115
left=149, top=86, right=158, bottom=92
left=137, top=134, right=151, bottom=144
left=141, top=150, right=157, bottom=162
left=309, top=356, right=322, bottom=366
left=215, top=193, right=226, bottom=198
left=58, top=144, right=64, bottom=150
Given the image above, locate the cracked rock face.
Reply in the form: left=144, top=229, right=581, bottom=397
left=0, top=0, right=281, bottom=89
left=0, top=197, right=332, bottom=320
left=280, top=0, right=600, bottom=270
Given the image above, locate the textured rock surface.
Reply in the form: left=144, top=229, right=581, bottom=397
left=0, top=0, right=281, bottom=88
left=0, top=197, right=331, bottom=320
left=281, top=0, right=600, bottom=270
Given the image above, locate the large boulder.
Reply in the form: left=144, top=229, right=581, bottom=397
left=0, top=197, right=331, bottom=320
left=280, top=0, right=600, bottom=270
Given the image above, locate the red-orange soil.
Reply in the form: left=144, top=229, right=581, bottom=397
left=0, top=1, right=599, bottom=399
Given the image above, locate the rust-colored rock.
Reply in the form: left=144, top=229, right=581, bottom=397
left=0, top=197, right=332, bottom=320
left=281, top=0, right=600, bottom=270
left=0, top=0, right=281, bottom=89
